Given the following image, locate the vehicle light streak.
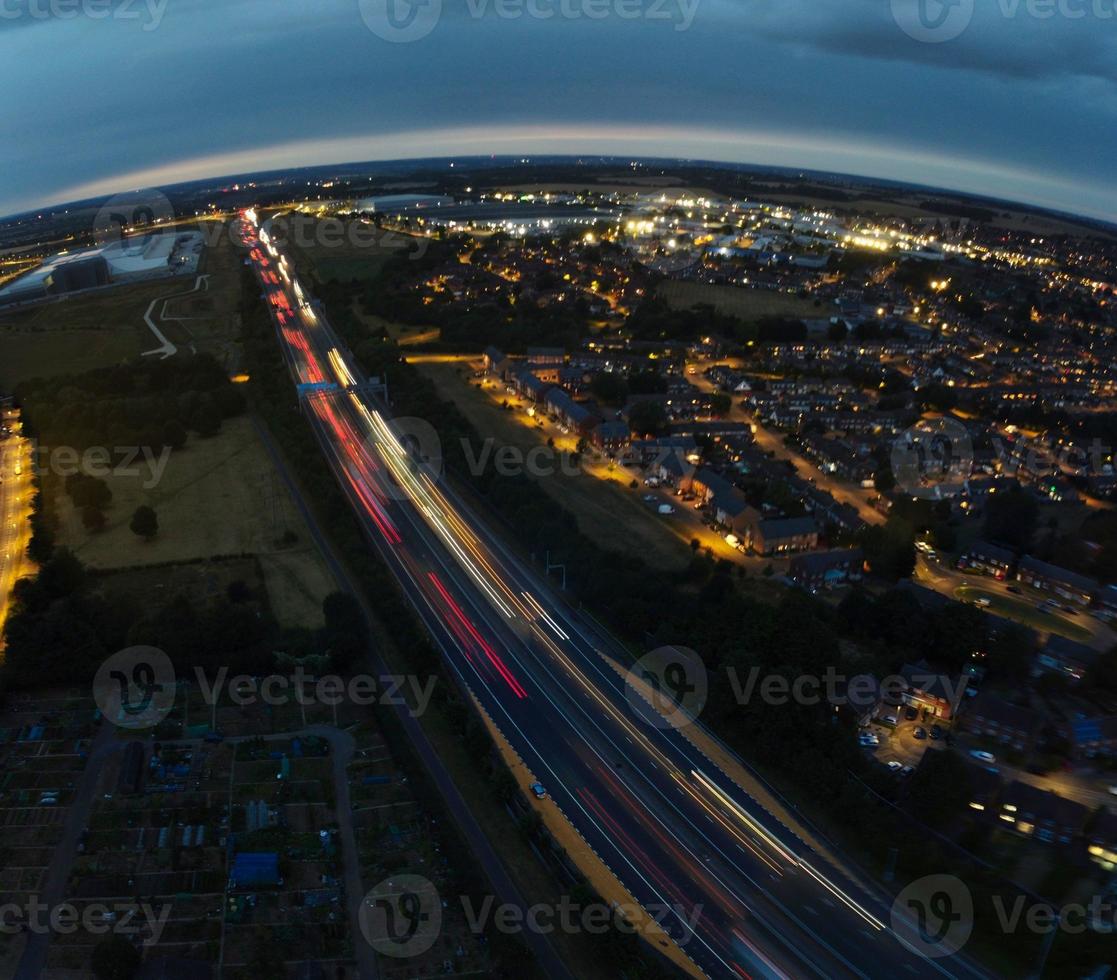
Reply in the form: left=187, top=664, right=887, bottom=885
left=427, top=572, right=528, bottom=699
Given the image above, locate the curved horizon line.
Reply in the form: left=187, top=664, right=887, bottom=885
left=10, top=123, right=1116, bottom=225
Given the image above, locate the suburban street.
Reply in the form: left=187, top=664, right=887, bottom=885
left=684, top=360, right=888, bottom=527
left=243, top=210, right=992, bottom=980
left=0, top=405, right=34, bottom=651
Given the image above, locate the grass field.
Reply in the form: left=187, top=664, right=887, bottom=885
left=0, top=222, right=246, bottom=388
left=415, top=362, right=693, bottom=572
left=954, top=584, right=1093, bottom=643
left=282, top=216, right=415, bottom=285
left=52, top=415, right=336, bottom=628
left=657, top=279, right=822, bottom=321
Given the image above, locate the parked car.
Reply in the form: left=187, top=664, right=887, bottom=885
left=900, top=765, right=915, bottom=777
left=969, top=750, right=996, bottom=764
left=887, top=761, right=903, bottom=772
left=1007, top=586, right=1022, bottom=595
left=914, top=727, right=927, bottom=740
left=930, top=725, right=944, bottom=740
left=530, top=782, right=547, bottom=799
left=904, top=706, right=918, bottom=721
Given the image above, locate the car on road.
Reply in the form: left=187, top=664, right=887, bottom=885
left=642, top=494, right=657, bottom=503
left=970, top=750, right=996, bottom=764
left=1107, top=785, right=1117, bottom=797
left=1007, top=585, right=1022, bottom=594
left=530, top=782, right=547, bottom=799
left=858, top=733, right=880, bottom=746
left=914, top=727, right=927, bottom=740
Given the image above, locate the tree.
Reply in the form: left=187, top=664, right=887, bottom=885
left=81, top=504, right=106, bottom=532
left=90, top=935, right=140, bottom=980
left=588, top=372, right=628, bottom=407
left=984, top=487, right=1038, bottom=549
left=129, top=505, right=158, bottom=540
left=709, top=393, right=731, bottom=417
left=322, top=591, right=368, bottom=670
left=627, top=400, right=668, bottom=437
left=161, top=418, right=188, bottom=450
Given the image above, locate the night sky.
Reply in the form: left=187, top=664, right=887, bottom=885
left=2, top=0, right=1114, bottom=219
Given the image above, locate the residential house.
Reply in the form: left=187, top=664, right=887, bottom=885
left=899, top=660, right=965, bottom=721
left=482, top=346, right=508, bottom=376
left=997, top=781, right=1088, bottom=844
left=512, top=369, right=553, bottom=403
left=962, top=540, right=1016, bottom=579
left=789, top=548, right=864, bottom=592
left=1086, top=809, right=1117, bottom=871
left=544, top=388, right=598, bottom=435
left=744, top=515, right=819, bottom=556
left=1068, top=714, right=1117, bottom=760
left=1017, top=556, right=1098, bottom=607
left=592, top=420, right=630, bottom=454
left=1036, top=635, right=1098, bottom=683
left=962, top=694, right=1040, bottom=751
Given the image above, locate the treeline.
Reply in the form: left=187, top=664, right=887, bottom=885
left=14, top=354, right=245, bottom=452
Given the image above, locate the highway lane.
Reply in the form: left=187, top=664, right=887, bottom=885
left=242, top=212, right=992, bottom=979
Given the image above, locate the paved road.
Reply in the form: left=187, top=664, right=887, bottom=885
left=245, top=213, right=993, bottom=980
left=685, top=360, right=887, bottom=527
left=0, top=410, right=34, bottom=648
left=251, top=415, right=575, bottom=980
left=14, top=724, right=121, bottom=980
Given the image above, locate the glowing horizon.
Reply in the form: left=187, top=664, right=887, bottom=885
left=17, top=124, right=1116, bottom=225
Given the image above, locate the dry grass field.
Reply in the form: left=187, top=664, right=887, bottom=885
left=657, top=279, right=822, bottom=320
left=415, top=362, right=693, bottom=572
left=52, top=415, right=336, bottom=628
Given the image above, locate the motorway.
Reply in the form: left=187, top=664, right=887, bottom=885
left=0, top=406, right=34, bottom=651
left=240, top=210, right=992, bottom=980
